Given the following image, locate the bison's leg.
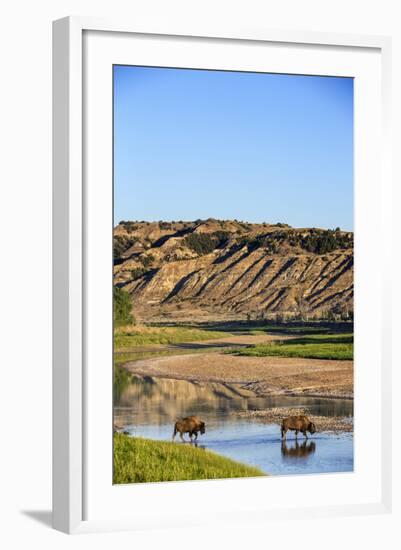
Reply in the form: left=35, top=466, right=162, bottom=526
left=193, top=431, right=198, bottom=442
left=281, top=427, right=287, bottom=440
left=179, top=431, right=186, bottom=443
left=172, top=426, right=177, bottom=441
left=302, top=430, right=308, bottom=439
left=295, top=430, right=299, bottom=439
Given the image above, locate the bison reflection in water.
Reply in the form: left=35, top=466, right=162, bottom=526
left=281, top=439, right=316, bottom=460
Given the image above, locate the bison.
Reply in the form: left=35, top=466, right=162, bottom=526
left=281, top=415, right=316, bottom=440
left=172, top=416, right=206, bottom=443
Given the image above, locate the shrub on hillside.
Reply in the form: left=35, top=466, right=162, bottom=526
left=184, top=231, right=231, bottom=255
left=114, top=287, right=134, bottom=326
left=236, top=228, right=353, bottom=256
left=302, top=230, right=353, bottom=254
left=211, top=230, right=230, bottom=248
left=130, top=267, right=147, bottom=280
left=158, top=221, right=172, bottom=230
left=139, top=254, right=155, bottom=268
left=119, top=221, right=138, bottom=232
left=113, top=235, right=137, bottom=260
left=184, top=233, right=217, bottom=255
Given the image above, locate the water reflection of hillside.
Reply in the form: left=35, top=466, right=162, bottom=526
left=114, top=376, right=250, bottom=425
left=114, top=375, right=354, bottom=427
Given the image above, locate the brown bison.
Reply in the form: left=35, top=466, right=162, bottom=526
left=281, top=415, right=316, bottom=440
left=172, top=416, right=206, bottom=443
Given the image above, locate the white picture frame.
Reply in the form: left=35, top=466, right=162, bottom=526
left=52, top=16, right=392, bottom=534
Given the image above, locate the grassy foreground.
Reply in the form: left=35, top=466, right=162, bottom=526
left=113, top=433, right=264, bottom=483
left=114, top=324, right=231, bottom=350
left=232, top=333, right=353, bottom=361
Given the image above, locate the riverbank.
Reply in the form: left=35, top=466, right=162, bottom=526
left=114, top=324, right=232, bottom=351
left=231, top=333, right=353, bottom=361
left=122, top=351, right=353, bottom=399
left=236, top=407, right=353, bottom=434
left=115, top=330, right=296, bottom=354
left=113, top=433, right=265, bottom=483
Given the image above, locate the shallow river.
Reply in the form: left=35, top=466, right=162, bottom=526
left=114, top=376, right=354, bottom=476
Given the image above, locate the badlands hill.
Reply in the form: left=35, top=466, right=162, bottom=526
left=113, top=219, right=353, bottom=323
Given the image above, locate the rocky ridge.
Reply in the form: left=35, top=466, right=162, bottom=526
left=113, top=219, right=353, bottom=322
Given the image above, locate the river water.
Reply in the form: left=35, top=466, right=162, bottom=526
left=114, top=376, right=354, bottom=476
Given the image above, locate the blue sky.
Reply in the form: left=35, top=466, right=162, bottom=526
left=114, top=66, right=353, bottom=230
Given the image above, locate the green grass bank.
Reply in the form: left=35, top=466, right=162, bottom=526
left=231, top=333, right=353, bottom=361
left=113, top=433, right=265, bottom=484
left=114, top=325, right=231, bottom=350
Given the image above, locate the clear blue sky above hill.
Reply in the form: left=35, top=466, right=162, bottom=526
left=114, top=65, right=353, bottom=230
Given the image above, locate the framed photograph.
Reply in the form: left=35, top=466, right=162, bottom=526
left=52, top=17, right=392, bottom=534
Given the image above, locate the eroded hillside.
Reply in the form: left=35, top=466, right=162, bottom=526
left=114, top=219, right=353, bottom=322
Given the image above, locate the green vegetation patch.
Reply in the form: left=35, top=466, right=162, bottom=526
left=113, top=366, right=133, bottom=401
left=302, top=230, right=353, bottom=254
left=184, top=231, right=230, bottom=255
left=139, top=254, right=155, bottom=268
left=245, top=325, right=334, bottom=335
left=269, top=327, right=331, bottom=335
left=119, top=221, right=139, bottom=233
left=130, top=267, right=147, bottom=280
left=184, top=233, right=216, bottom=255
left=113, top=434, right=264, bottom=483
left=113, top=287, right=134, bottom=327
left=232, top=333, right=353, bottom=361
left=114, top=325, right=231, bottom=350
left=239, top=228, right=353, bottom=255
left=113, top=234, right=138, bottom=259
